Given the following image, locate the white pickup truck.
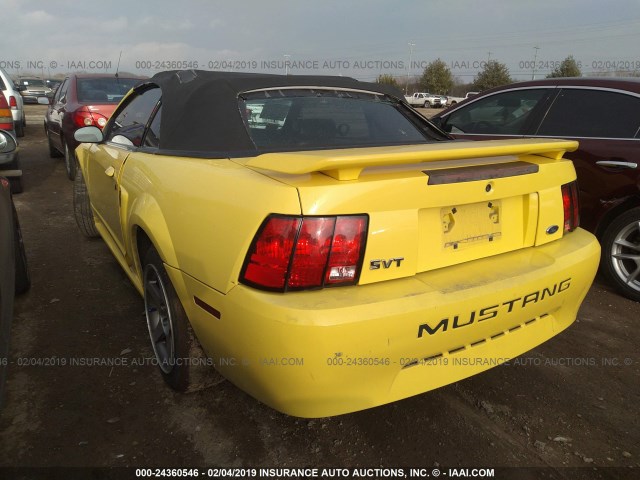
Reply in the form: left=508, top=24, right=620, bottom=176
left=404, top=92, right=443, bottom=108
left=443, top=91, right=480, bottom=106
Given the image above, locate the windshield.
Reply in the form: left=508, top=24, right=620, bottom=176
left=76, top=77, right=141, bottom=104
left=20, top=78, right=45, bottom=88
left=241, top=89, right=443, bottom=152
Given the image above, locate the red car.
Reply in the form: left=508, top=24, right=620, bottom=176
left=431, top=78, right=640, bottom=302
left=43, top=74, right=143, bottom=180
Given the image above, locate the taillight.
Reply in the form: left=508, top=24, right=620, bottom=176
left=72, top=108, right=108, bottom=129
left=561, top=181, right=580, bottom=232
left=9, top=96, right=17, bottom=109
left=241, top=214, right=368, bottom=291
left=0, top=95, right=13, bottom=130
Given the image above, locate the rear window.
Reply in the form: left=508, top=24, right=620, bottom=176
left=76, top=77, right=141, bottom=104
left=241, top=89, right=442, bottom=151
left=0, top=78, right=5, bottom=91
left=536, top=88, right=640, bottom=139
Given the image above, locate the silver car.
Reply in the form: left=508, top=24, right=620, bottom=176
left=0, top=67, right=24, bottom=137
left=16, top=77, right=51, bottom=106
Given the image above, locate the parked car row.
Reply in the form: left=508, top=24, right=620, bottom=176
left=42, top=74, right=144, bottom=180
left=432, top=77, right=640, bottom=302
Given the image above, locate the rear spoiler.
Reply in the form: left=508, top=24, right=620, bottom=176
left=245, top=138, right=579, bottom=181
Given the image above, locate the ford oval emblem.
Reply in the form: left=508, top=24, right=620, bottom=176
left=546, top=225, right=559, bottom=235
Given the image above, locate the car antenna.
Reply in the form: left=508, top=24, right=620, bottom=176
left=115, top=51, right=122, bottom=79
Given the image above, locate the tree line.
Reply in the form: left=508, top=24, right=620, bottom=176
left=377, top=55, right=582, bottom=94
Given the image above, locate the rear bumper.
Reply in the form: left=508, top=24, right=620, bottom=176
left=168, top=228, right=600, bottom=417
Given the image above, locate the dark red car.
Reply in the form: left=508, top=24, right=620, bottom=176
left=431, top=78, right=640, bottom=302
left=43, top=74, right=143, bottom=180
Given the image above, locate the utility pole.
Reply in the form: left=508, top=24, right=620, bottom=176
left=406, top=42, right=415, bottom=95
left=532, top=46, right=540, bottom=80
left=487, top=51, right=492, bottom=64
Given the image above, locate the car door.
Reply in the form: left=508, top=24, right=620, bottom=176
left=86, top=86, right=161, bottom=256
left=48, top=78, right=69, bottom=151
left=436, top=87, right=556, bottom=141
left=532, top=87, right=640, bottom=232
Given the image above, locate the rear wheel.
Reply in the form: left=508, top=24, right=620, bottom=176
left=73, top=168, right=100, bottom=238
left=64, top=141, right=78, bottom=180
left=601, top=207, right=640, bottom=302
left=9, top=177, right=22, bottom=194
left=15, top=121, right=24, bottom=138
left=4, top=154, right=22, bottom=194
left=143, top=247, right=193, bottom=391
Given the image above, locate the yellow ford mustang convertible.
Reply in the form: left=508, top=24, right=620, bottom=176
left=73, top=70, right=600, bottom=417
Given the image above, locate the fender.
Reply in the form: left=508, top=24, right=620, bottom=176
left=126, top=191, right=178, bottom=294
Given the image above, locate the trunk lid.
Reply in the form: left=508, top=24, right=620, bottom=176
left=238, top=138, right=579, bottom=285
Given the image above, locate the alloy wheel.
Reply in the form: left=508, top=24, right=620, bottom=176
left=610, top=220, right=640, bottom=294
left=144, top=264, right=176, bottom=373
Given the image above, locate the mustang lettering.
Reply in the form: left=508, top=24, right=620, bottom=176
left=418, top=278, right=572, bottom=337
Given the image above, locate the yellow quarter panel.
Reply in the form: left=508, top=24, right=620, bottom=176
left=117, top=153, right=301, bottom=293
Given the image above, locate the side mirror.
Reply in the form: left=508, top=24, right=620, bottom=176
left=37, top=96, right=51, bottom=105
left=0, top=130, right=18, bottom=154
left=74, top=126, right=104, bottom=143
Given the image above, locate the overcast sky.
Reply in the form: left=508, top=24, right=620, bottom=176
left=2, top=0, right=640, bottom=83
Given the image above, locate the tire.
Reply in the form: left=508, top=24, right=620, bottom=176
left=64, top=141, right=78, bottom=181
left=4, top=154, right=22, bottom=194
left=11, top=203, right=30, bottom=295
left=46, top=128, right=63, bottom=158
left=9, top=177, right=23, bottom=194
left=15, top=121, right=24, bottom=138
left=423, top=101, right=430, bottom=108
left=143, top=247, right=193, bottom=391
left=600, top=207, right=640, bottom=302
left=73, top=168, right=100, bottom=238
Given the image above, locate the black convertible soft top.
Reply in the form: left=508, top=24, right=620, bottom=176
left=139, top=70, right=407, bottom=154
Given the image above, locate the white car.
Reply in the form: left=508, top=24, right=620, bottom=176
left=0, top=67, right=25, bottom=137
